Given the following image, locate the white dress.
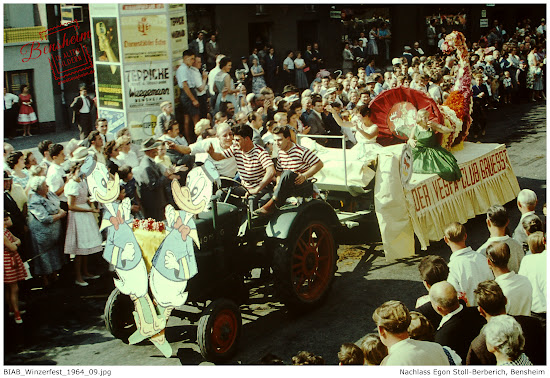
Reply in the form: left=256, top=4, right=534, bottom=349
left=367, top=30, right=379, bottom=56
left=63, top=180, right=103, bottom=256
left=350, top=118, right=383, bottom=161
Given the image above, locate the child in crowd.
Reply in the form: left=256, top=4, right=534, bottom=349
left=338, top=343, right=365, bottom=365
left=502, top=71, right=513, bottom=104
left=361, top=333, right=388, bottom=365
left=194, top=118, right=211, bottom=142
left=118, top=165, right=143, bottom=219
left=262, top=120, right=277, bottom=156
left=4, top=211, right=29, bottom=324
left=155, top=101, right=175, bottom=137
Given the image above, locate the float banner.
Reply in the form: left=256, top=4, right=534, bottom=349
left=96, top=64, right=123, bottom=109
left=404, top=143, right=520, bottom=249
left=92, top=17, right=120, bottom=65
left=124, top=62, right=172, bottom=109
left=121, top=15, right=168, bottom=62
left=169, top=9, right=188, bottom=58
left=98, top=108, right=125, bottom=134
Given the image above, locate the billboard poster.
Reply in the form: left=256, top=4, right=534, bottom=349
left=169, top=9, right=188, bottom=58
left=89, top=4, right=118, bottom=17
left=91, top=17, right=120, bottom=65
left=121, top=15, right=168, bottom=62
left=98, top=108, right=126, bottom=134
left=124, top=62, right=172, bottom=109
left=172, top=56, right=183, bottom=106
left=120, top=3, right=165, bottom=14
left=96, top=64, right=124, bottom=109
left=128, top=111, right=158, bottom=143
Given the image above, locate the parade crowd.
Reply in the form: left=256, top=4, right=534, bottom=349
left=3, top=14, right=547, bottom=365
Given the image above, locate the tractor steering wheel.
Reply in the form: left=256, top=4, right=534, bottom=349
left=218, top=177, right=250, bottom=207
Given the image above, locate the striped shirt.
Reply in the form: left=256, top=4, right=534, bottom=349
left=276, top=143, right=321, bottom=174
left=223, top=144, right=273, bottom=189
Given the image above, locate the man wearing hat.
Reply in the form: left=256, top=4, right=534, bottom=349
left=282, top=84, right=298, bottom=99
left=133, top=138, right=178, bottom=221
left=70, top=84, right=97, bottom=140
left=402, top=46, right=413, bottom=66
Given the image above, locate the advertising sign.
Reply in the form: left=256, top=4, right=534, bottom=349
left=128, top=111, right=158, bottom=143
left=169, top=10, right=188, bottom=57
left=124, top=62, right=172, bottom=109
left=98, top=108, right=126, bottom=134
left=96, top=64, right=124, bottom=109
left=121, top=15, right=168, bottom=62
left=92, top=17, right=120, bottom=65
left=120, top=3, right=165, bottom=14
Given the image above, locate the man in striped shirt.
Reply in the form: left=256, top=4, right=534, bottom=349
left=256, top=125, right=324, bottom=215
left=208, top=124, right=275, bottom=205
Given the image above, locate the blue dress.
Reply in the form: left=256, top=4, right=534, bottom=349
left=27, top=192, right=66, bottom=275
left=251, top=65, right=267, bottom=94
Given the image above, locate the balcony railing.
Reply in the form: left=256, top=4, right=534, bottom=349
left=4, top=26, right=47, bottom=44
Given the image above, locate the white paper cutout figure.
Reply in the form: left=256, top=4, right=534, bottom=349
left=149, top=161, right=220, bottom=327
left=80, top=156, right=171, bottom=357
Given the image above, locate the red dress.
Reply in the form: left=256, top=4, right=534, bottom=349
left=4, top=229, right=29, bottom=283
left=17, top=93, right=38, bottom=125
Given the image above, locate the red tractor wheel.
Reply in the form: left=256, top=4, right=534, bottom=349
left=273, top=219, right=337, bottom=312
left=197, top=299, right=242, bottom=363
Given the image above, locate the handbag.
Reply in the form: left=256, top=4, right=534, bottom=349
left=303, top=67, right=310, bottom=73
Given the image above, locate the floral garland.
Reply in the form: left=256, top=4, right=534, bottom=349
left=440, top=31, right=473, bottom=146
left=132, top=218, right=165, bottom=232
left=439, top=105, right=463, bottom=150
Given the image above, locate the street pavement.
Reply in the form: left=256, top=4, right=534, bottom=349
left=3, top=100, right=546, bottom=365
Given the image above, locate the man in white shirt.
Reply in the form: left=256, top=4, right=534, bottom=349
left=4, top=87, right=19, bottom=139
left=176, top=50, right=200, bottom=142
left=513, top=189, right=538, bottom=248
left=372, top=73, right=385, bottom=97
left=46, top=143, right=67, bottom=203
left=444, top=222, right=493, bottom=307
left=87, top=130, right=105, bottom=165
left=373, top=300, right=449, bottom=366
left=478, top=205, right=524, bottom=273
left=189, top=55, right=209, bottom=120
left=158, top=120, right=192, bottom=168
left=518, top=235, right=547, bottom=321
left=487, top=242, right=532, bottom=316
left=189, top=30, right=205, bottom=61
left=95, top=118, right=114, bottom=145
left=536, top=19, right=546, bottom=35
left=70, top=84, right=96, bottom=140
left=208, top=54, right=225, bottom=109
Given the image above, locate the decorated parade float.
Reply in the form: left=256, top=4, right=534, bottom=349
left=304, top=31, right=520, bottom=260
left=89, top=32, right=520, bottom=363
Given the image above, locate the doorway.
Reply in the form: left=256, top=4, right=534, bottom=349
left=297, top=20, right=319, bottom=51
left=248, top=22, right=272, bottom=53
